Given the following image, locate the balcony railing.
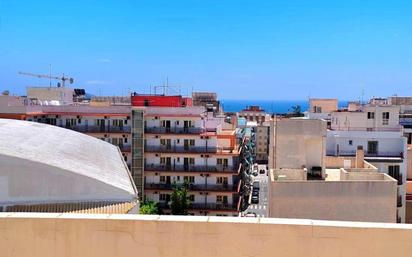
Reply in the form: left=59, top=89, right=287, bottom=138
left=158, top=202, right=237, bottom=211
left=144, top=164, right=238, bottom=173
left=144, top=183, right=238, bottom=192
left=145, top=145, right=237, bottom=154
left=145, top=127, right=207, bottom=134
left=329, top=126, right=403, bottom=132
left=326, top=150, right=404, bottom=158
left=145, top=145, right=217, bottom=153
left=64, top=125, right=131, bottom=133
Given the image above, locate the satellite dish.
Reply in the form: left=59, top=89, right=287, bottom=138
left=57, top=82, right=61, bottom=87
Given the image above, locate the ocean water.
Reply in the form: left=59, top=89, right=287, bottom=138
left=220, top=99, right=348, bottom=114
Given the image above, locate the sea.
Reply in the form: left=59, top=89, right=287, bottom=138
left=220, top=99, right=348, bottom=114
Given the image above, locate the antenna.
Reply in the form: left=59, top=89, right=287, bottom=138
left=49, top=64, right=52, bottom=88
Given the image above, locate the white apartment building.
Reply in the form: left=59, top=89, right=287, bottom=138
left=328, top=104, right=407, bottom=222
left=132, top=106, right=241, bottom=216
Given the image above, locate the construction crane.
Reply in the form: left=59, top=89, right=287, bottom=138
left=18, top=71, right=74, bottom=88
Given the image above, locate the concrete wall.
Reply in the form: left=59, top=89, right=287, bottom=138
left=309, top=98, right=338, bottom=113
left=275, top=119, right=326, bottom=170
left=1, top=213, right=412, bottom=257
left=269, top=180, right=397, bottom=223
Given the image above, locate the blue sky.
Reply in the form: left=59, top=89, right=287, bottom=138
left=1, top=0, right=412, bottom=100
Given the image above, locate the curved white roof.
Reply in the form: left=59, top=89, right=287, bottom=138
left=0, top=119, right=137, bottom=204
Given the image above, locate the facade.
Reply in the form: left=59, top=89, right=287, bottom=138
left=0, top=119, right=138, bottom=213
left=269, top=160, right=398, bottom=223
left=270, top=118, right=327, bottom=176
left=327, top=127, right=407, bottom=223
left=27, top=86, right=75, bottom=105
left=131, top=95, right=241, bottom=216
left=254, top=121, right=270, bottom=164
left=238, top=105, right=269, bottom=125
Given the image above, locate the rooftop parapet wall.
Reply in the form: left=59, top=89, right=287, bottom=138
left=1, top=213, right=412, bottom=257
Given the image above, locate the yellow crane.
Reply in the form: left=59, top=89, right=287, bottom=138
left=18, top=71, right=74, bottom=88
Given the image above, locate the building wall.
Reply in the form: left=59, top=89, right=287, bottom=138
left=269, top=180, right=397, bottom=223
left=309, top=98, right=338, bottom=113
left=27, top=87, right=74, bottom=105
left=2, top=213, right=412, bottom=257
left=331, top=105, right=400, bottom=131
left=275, top=119, right=326, bottom=170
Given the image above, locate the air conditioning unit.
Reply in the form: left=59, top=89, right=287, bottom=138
left=155, top=116, right=159, bottom=120
left=155, top=173, right=158, bottom=176
left=155, top=154, right=159, bottom=157
left=201, top=155, right=204, bottom=158
left=122, top=134, right=126, bottom=138
left=104, top=116, right=108, bottom=119
left=104, top=134, right=108, bottom=138
left=155, top=135, right=159, bottom=138
left=200, top=136, right=204, bottom=139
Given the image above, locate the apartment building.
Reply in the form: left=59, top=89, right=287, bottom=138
left=307, top=98, right=338, bottom=127
left=238, top=105, right=269, bottom=125
left=131, top=94, right=241, bottom=216
left=328, top=104, right=407, bottom=222
left=269, top=154, right=398, bottom=223
left=0, top=94, right=133, bottom=168
left=254, top=121, right=270, bottom=164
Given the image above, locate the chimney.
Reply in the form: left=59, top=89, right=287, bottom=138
left=356, top=145, right=364, bottom=168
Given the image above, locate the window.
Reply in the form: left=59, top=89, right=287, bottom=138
left=349, top=140, right=353, bottom=146
left=159, top=194, right=169, bottom=201
left=160, top=176, right=166, bottom=183
left=367, top=112, right=375, bottom=119
left=188, top=195, right=195, bottom=202
left=184, top=176, right=195, bottom=183
left=216, top=177, right=228, bottom=184
left=367, top=141, right=378, bottom=155
left=382, top=112, right=390, bottom=119
left=217, top=158, right=229, bottom=167
left=216, top=195, right=228, bottom=204
left=189, top=139, right=195, bottom=146
left=388, top=165, right=401, bottom=183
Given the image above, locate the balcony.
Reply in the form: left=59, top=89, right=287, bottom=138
left=64, top=125, right=131, bottom=133
left=145, top=145, right=238, bottom=154
left=144, top=183, right=238, bottom=192
left=145, top=145, right=217, bottom=154
left=329, top=126, right=403, bottom=132
left=158, top=202, right=237, bottom=211
left=145, top=127, right=206, bottom=134
left=326, top=150, right=404, bottom=158
left=144, top=164, right=238, bottom=173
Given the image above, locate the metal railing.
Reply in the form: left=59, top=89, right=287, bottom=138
left=329, top=126, right=403, bottom=132
left=145, top=127, right=207, bottom=134
left=144, top=164, right=238, bottom=173
left=144, top=183, right=238, bottom=192
left=145, top=145, right=217, bottom=153
left=64, top=125, right=131, bottom=133
left=326, top=150, right=404, bottom=158
left=157, top=202, right=237, bottom=211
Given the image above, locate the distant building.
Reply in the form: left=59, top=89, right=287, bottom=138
left=192, top=92, right=221, bottom=114
left=27, top=86, right=75, bottom=105
left=238, top=105, right=269, bottom=125
left=0, top=119, right=138, bottom=214
left=307, top=98, right=338, bottom=128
